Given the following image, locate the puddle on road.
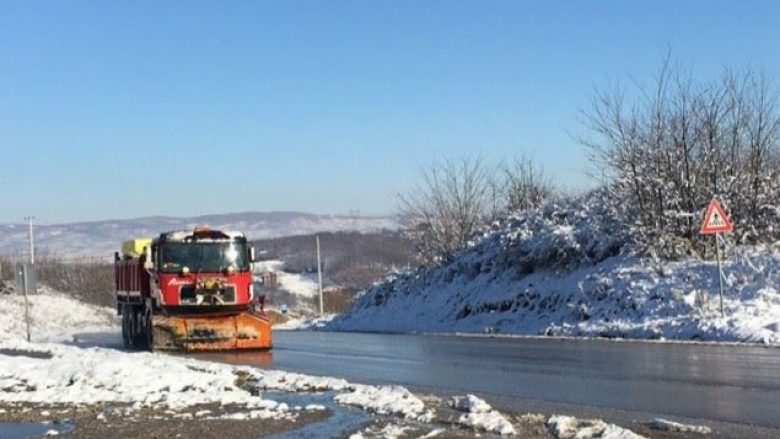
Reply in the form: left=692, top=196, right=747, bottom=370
left=261, top=391, right=370, bottom=439
left=0, top=421, right=73, bottom=439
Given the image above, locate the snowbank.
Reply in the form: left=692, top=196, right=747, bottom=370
left=451, top=394, right=516, bottom=436
left=330, top=194, right=780, bottom=344
left=0, top=287, right=118, bottom=344
left=646, top=418, right=712, bottom=434
left=274, top=314, right=336, bottom=330
left=0, top=292, right=279, bottom=415
left=548, top=415, right=645, bottom=439
left=335, top=385, right=425, bottom=419
left=0, top=346, right=282, bottom=411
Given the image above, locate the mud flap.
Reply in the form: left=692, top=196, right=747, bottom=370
left=151, top=312, right=272, bottom=352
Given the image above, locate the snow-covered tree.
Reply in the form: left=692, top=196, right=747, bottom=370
left=581, top=58, right=780, bottom=258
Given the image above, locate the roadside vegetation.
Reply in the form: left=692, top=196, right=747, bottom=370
left=582, top=57, right=780, bottom=259
left=331, top=58, right=780, bottom=341
left=399, top=57, right=780, bottom=267
left=399, top=155, right=553, bottom=265
left=0, top=255, right=115, bottom=307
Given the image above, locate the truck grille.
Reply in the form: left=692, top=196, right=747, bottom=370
left=179, top=285, right=236, bottom=304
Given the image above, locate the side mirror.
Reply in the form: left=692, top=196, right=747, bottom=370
left=249, top=246, right=257, bottom=263
left=143, top=246, right=154, bottom=270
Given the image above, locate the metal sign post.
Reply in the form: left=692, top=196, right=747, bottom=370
left=700, top=197, right=734, bottom=318
left=714, top=237, right=724, bottom=317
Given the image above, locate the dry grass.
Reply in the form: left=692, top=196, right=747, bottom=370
left=0, top=255, right=114, bottom=308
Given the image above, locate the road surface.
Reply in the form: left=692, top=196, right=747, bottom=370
left=195, top=331, right=780, bottom=431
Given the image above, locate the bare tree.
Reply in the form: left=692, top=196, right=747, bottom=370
left=399, top=157, right=491, bottom=264
left=398, top=155, right=554, bottom=264
left=500, top=155, right=554, bottom=213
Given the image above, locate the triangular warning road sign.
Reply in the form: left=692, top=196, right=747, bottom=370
left=700, top=198, right=733, bottom=234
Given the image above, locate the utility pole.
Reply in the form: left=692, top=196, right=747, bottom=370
left=22, top=265, right=31, bottom=342
left=316, top=235, right=324, bottom=315
left=22, top=216, right=35, bottom=341
left=25, top=216, right=35, bottom=265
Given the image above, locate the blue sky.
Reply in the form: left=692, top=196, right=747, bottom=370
left=1, top=1, right=779, bottom=223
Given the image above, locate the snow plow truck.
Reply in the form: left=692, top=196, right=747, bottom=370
left=115, top=227, right=272, bottom=352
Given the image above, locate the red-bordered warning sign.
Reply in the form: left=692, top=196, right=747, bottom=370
left=700, top=198, right=733, bottom=234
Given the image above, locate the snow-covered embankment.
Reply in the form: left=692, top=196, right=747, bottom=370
left=330, top=195, right=780, bottom=344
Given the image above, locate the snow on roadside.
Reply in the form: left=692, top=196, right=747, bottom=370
left=646, top=418, right=712, bottom=434
left=243, top=370, right=428, bottom=420
left=242, top=368, right=351, bottom=393
left=451, top=394, right=516, bottom=436
left=0, top=341, right=429, bottom=423
left=335, top=385, right=426, bottom=419
left=0, top=340, right=290, bottom=420
left=0, top=288, right=426, bottom=424
left=0, top=287, right=118, bottom=345
left=274, top=314, right=336, bottom=330
left=548, top=415, right=645, bottom=439
left=0, top=288, right=657, bottom=439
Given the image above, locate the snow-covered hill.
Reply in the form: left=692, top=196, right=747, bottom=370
left=329, top=193, right=780, bottom=344
left=254, top=259, right=322, bottom=314
left=0, top=212, right=399, bottom=258
left=254, top=260, right=320, bottom=299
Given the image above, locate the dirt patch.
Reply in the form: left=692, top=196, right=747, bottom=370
left=0, top=401, right=329, bottom=439
left=0, top=348, right=53, bottom=359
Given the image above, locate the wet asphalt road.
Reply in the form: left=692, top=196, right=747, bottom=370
left=194, top=331, right=780, bottom=430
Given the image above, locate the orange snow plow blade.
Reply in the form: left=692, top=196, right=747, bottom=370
left=151, top=312, right=272, bottom=352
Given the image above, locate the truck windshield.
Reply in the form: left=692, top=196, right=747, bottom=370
left=158, top=242, right=249, bottom=273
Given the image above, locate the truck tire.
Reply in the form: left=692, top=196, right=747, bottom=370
left=127, top=305, right=140, bottom=349
left=130, top=306, right=146, bottom=350
left=138, top=305, right=154, bottom=351
left=122, top=304, right=146, bottom=350
left=121, top=305, right=133, bottom=349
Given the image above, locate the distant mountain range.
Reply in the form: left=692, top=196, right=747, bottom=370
left=0, top=212, right=400, bottom=259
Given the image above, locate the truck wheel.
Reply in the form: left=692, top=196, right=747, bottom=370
left=131, top=306, right=145, bottom=350
left=123, top=305, right=140, bottom=350
left=121, top=305, right=133, bottom=349
left=139, top=307, right=154, bottom=351
left=128, top=305, right=140, bottom=349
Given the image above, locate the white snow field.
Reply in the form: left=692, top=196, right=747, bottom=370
left=330, top=194, right=780, bottom=344
left=253, top=259, right=325, bottom=315
left=254, top=260, right=320, bottom=299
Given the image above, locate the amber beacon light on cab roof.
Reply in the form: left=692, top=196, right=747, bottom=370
left=114, top=227, right=272, bottom=352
